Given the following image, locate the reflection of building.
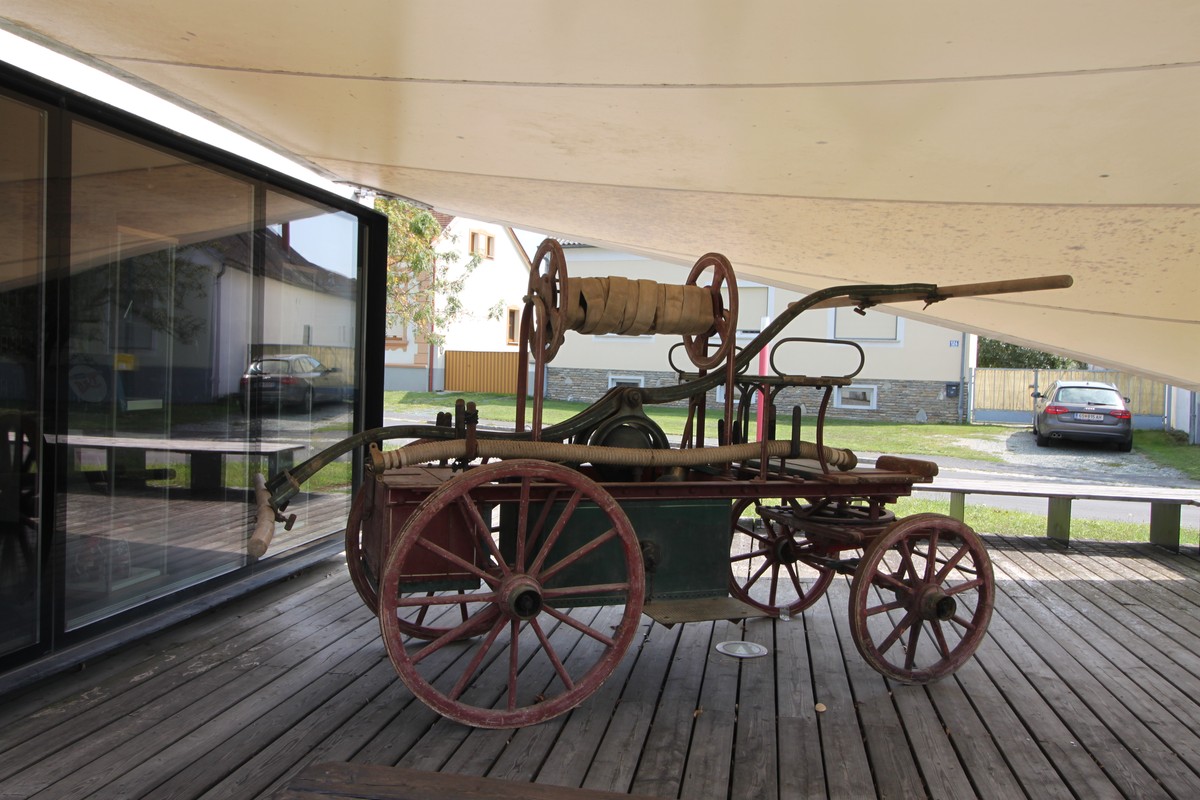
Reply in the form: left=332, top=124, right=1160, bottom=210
left=65, top=228, right=359, bottom=409
left=0, top=64, right=385, bottom=683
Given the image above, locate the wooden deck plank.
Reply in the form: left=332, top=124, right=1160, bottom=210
left=679, top=619, right=740, bottom=800
left=729, top=618, right=777, bottom=800
left=806, top=583, right=876, bottom=798
left=627, top=621, right=713, bottom=798
left=2, top=536, right=1200, bottom=799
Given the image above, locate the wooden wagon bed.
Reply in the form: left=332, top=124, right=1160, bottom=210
left=2, top=535, right=1199, bottom=799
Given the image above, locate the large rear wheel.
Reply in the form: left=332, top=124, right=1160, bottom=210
left=378, top=459, right=645, bottom=728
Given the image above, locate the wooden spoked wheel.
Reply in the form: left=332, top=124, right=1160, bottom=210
left=527, top=239, right=569, bottom=361
left=849, top=513, right=994, bottom=684
left=729, top=498, right=837, bottom=617
left=378, top=459, right=645, bottom=728
left=346, top=480, right=492, bottom=640
left=683, top=252, right=738, bottom=370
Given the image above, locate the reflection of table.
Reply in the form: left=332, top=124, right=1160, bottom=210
left=62, top=435, right=306, bottom=492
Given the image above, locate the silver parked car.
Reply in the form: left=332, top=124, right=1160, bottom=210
left=239, top=354, right=350, bottom=413
left=1032, top=380, right=1133, bottom=451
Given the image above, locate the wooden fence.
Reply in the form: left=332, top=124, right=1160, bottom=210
left=445, top=350, right=521, bottom=394
left=972, top=368, right=1165, bottom=416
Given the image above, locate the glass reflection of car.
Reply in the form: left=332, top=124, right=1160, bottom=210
left=239, top=354, right=349, bottom=413
left=1031, top=380, right=1133, bottom=452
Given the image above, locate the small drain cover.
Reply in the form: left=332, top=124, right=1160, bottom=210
left=715, top=640, right=768, bottom=659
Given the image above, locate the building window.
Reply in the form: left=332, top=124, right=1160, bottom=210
left=470, top=230, right=495, bottom=259
left=834, top=385, right=878, bottom=410
left=608, top=374, right=645, bottom=389
left=506, top=307, right=520, bottom=345
left=833, top=307, right=899, bottom=342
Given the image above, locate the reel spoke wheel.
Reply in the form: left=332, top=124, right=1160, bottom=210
left=527, top=239, right=569, bottom=361
left=849, top=513, right=994, bottom=683
left=378, top=459, right=644, bottom=728
left=683, top=252, right=738, bottom=370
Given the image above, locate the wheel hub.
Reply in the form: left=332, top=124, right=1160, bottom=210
left=502, top=575, right=544, bottom=620
left=771, top=535, right=799, bottom=565
left=916, top=584, right=957, bottom=621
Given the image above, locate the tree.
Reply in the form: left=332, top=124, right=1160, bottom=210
left=376, top=197, right=484, bottom=349
left=976, top=337, right=1084, bottom=369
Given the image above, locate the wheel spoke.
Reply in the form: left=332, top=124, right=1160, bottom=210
left=923, top=532, right=940, bottom=583
left=396, top=590, right=499, bottom=608
left=935, top=544, right=972, bottom=583
left=877, top=609, right=916, bottom=656
left=457, top=496, right=510, bottom=579
left=411, top=606, right=500, bottom=665
left=523, top=486, right=560, bottom=572
left=768, top=563, right=780, bottom=607
left=897, top=540, right=920, bottom=585
left=514, top=477, right=531, bottom=571
left=865, top=599, right=907, bottom=617
left=932, top=620, right=953, bottom=659
left=531, top=617, right=574, bottom=691
left=539, top=527, right=618, bottom=584
left=731, top=547, right=771, bottom=563
left=528, top=489, right=584, bottom=575
left=412, top=537, right=498, bottom=586
left=944, top=576, right=986, bottom=597
left=904, top=620, right=923, bottom=670
left=784, top=561, right=805, bottom=601
left=871, top=570, right=913, bottom=597
left=447, top=618, right=506, bottom=701
left=743, top=559, right=772, bottom=591
left=543, top=605, right=615, bottom=647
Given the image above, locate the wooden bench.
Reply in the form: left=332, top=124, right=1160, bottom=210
left=62, top=434, right=306, bottom=493
left=912, top=478, right=1200, bottom=551
left=275, top=762, right=653, bottom=800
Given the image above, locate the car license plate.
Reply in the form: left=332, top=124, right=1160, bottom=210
left=1075, top=413, right=1104, bottom=421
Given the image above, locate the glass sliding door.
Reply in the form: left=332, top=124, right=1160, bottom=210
left=64, top=122, right=258, bottom=628
left=0, top=93, right=46, bottom=656
left=244, top=191, right=359, bottom=552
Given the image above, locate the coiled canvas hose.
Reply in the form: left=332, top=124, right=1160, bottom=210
left=370, top=438, right=857, bottom=471
left=564, top=276, right=717, bottom=336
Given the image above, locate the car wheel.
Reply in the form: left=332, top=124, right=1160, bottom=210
left=1035, top=427, right=1050, bottom=447
left=1117, top=436, right=1133, bottom=453
left=301, top=387, right=313, bottom=414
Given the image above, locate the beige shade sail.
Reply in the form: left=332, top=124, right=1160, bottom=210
left=2, top=1, right=1197, bottom=388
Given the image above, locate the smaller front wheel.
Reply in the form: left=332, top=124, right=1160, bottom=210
left=849, top=514, right=994, bottom=684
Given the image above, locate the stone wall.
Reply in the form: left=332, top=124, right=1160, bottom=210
left=545, top=367, right=963, bottom=424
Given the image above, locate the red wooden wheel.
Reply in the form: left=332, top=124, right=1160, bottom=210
left=729, top=498, right=836, bottom=617
left=527, top=239, right=569, bottom=361
left=378, top=459, right=645, bottom=728
left=849, top=513, right=994, bottom=683
left=683, top=252, right=738, bottom=370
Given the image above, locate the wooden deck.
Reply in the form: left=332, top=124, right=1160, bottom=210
left=2, top=535, right=1200, bottom=799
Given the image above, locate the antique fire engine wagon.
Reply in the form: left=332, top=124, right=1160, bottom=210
left=255, top=239, right=1070, bottom=728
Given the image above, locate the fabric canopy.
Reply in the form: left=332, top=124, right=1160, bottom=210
left=3, top=1, right=1197, bottom=388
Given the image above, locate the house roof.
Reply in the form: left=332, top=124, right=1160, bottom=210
left=2, top=3, right=1197, bottom=389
